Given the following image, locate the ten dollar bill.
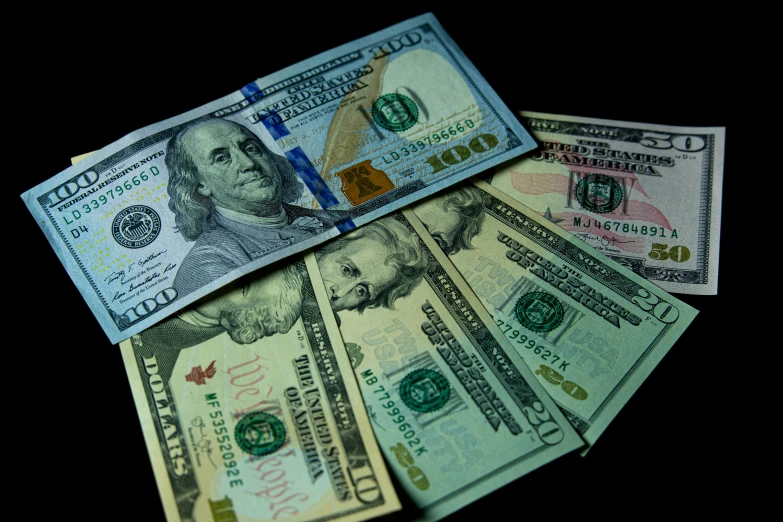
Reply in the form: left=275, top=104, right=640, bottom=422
left=119, top=255, right=400, bottom=522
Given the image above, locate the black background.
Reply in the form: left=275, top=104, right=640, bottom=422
left=14, top=7, right=744, bottom=520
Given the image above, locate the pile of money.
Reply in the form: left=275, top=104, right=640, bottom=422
left=22, top=12, right=724, bottom=522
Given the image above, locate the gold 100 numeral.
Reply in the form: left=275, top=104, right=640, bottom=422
left=425, top=133, right=499, bottom=173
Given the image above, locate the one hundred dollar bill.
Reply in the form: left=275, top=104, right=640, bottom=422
left=412, top=181, right=698, bottom=449
left=22, top=12, right=536, bottom=344
left=489, top=111, right=725, bottom=295
left=308, top=211, right=584, bottom=521
left=119, top=255, right=400, bottom=522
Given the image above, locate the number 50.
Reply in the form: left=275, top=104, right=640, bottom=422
left=648, top=243, right=690, bottom=262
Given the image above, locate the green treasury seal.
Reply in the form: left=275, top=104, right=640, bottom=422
left=235, top=412, right=286, bottom=456
left=575, top=173, right=623, bottom=214
left=372, top=93, right=419, bottom=132
left=515, top=292, right=565, bottom=333
left=400, top=369, right=450, bottom=413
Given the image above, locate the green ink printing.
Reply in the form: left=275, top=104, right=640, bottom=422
left=235, top=412, right=286, bottom=456
left=514, top=292, right=565, bottom=333
left=399, top=368, right=450, bottom=413
left=372, top=93, right=419, bottom=133
left=575, top=173, right=623, bottom=214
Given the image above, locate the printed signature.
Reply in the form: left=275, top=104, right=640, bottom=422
left=104, top=249, right=168, bottom=286
left=191, top=416, right=217, bottom=468
left=574, top=232, right=635, bottom=248
left=601, top=234, right=635, bottom=246
left=366, top=405, right=385, bottom=431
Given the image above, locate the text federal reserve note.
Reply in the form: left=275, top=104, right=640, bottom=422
left=489, top=111, right=724, bottom=295
left=119, top=256, right=400, bottom=522
left=413, top=181, right=698, bottom=449
left=309, top=212, right=583, bottom=521
left=22, top=13, right=536, bottom=344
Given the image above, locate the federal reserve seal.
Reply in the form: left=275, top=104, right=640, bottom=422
left=400, top=369, right=450, bottom=413
left=575, top=173, right=623, bottom=213
left=514, top=292, right=564, bottom=333
left=111, top=205, right=161, bottom=248
left=235, top=412, right=286, bottom=456
left=372, top=93, right=419, bottom=132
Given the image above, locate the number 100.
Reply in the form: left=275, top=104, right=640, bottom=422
left=425, top=133, right=499, bottom=173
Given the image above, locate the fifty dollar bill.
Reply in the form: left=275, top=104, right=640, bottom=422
left=119, top=255, right=400, bottom=522
left=489, top=111, right=725, bottom=295
left=310, top=210, right=584, bottom=520
left=22, top=12, right=536, bottom=344
left=412, top=181, right=698, bottom=449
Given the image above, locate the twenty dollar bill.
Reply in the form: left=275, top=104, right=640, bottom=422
left=413, top=181, right=698, bottom=449
left=119, top=255, right=400, bottom=522
left=23, top=12, right=536, bottom=343
left=310, top=211, right=583, bottom=520
left=489, top=111, right=725, bottom=294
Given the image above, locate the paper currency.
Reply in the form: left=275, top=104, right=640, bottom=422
left=309, top=211, right=583, bottom=520
left=119, top=255, right=400, bottom=522
left=70, top=152, right=95, bottom=164
left=22, top=13, right=536, bottom=344
left=489, top=111, right=724, bottom=295
left=412, top=181, right=698, bottom=449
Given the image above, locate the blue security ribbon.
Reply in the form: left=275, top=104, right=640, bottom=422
left=240, top=83, right=291, bottom=139
left=335, top=217, right=357, bottom=233
left=284, top=147, right=340, bottom=209
left=243, top=83, right=350, bottom=228
left=240, top=81, right=262, bottom=99
left=260, top=108, right=291, bottom=140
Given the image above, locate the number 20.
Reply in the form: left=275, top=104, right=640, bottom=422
left=631, top=289, right=679, bottom=323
